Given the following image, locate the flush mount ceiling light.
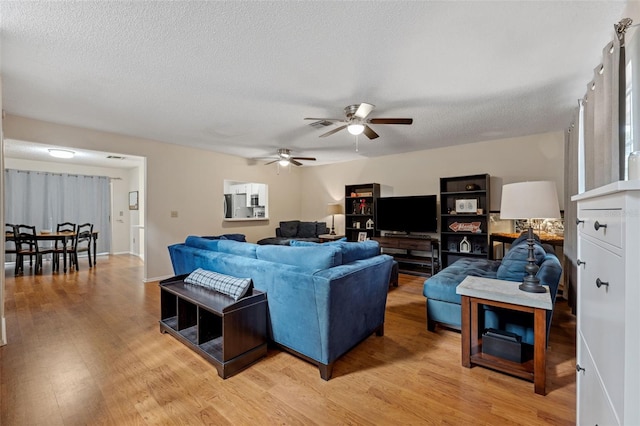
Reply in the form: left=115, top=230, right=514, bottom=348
left=48, top=149, right=75, bottom=159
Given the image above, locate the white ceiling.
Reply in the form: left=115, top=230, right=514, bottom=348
left=0, top=1, right=628, bottom=166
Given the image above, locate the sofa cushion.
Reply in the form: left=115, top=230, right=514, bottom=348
left=256, top=244, right=342, bottom=272
left=217, top=240, right=257, bottom=258
left=298, top=221, right=317, bottom=238
left=423, top=258, right=501, bottom=304
left=185, top=235, right=221, bottom=251
left=201, top=233, right=247, bottom=242
left=184, top=268, right=252, bottom=301
left=219, top=233, right=247, bottom=242
left=338, top=240, right=380, bottom=263
left=496, top=240, right=547, bottom=282
left=290, top=239, right=378, bottom=264
left=280, top=221, right=300, bottom=238
left=316, top=221, right=327, bottom=236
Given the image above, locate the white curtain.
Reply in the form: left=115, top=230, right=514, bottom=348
left=5, top=169, right=111, bottom=257
left=583, top=35, right=624, bottom=191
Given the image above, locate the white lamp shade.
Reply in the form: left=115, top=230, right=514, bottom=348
left=500, top=181, right=560, bottom=220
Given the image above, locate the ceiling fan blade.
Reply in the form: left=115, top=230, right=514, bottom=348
left=304, top=118, right=344, bottom=122
left=319, top=124, right=347, bottom=138
left=291, top=157, right=316, bottom=161
left=368, top=118, right=413, bottom=125
left=290, top=159, right=303, bottom=166
left=363, top=125, right=379, bottom=140
left=265, top=159, right=279, bottom=165
left=354, top=103, right=375, bottom=119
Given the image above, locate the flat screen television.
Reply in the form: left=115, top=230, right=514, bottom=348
left=375, top=195, right=437, bottom=234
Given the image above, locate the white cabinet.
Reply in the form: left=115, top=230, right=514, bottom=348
left=572, top=182, right=640, bottom=426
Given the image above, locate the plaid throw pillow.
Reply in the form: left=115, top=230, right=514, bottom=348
left=184, top=268, right=252, bottom=301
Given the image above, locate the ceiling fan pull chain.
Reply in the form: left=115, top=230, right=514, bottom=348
left=355, top=135, right=359, bottom=152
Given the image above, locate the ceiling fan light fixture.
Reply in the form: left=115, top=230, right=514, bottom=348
left=278, top=159, right=290, bottom=167
left=48, top=149, right=75, bottom=159
left=347, top=123, right=365, bottom=135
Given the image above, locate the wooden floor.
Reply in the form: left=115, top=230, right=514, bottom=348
left=1, top=255, right=576, bottom=425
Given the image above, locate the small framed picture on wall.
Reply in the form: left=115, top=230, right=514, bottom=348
left=129, top=191, right=139, bottom=210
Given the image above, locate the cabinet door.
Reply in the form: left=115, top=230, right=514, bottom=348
left=577, top=335, right=620, bottom=425
left=578, top=237, right=625, bottom=416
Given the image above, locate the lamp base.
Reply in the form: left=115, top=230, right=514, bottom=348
left=518, top=225, right=545, bottom=293
left=519, top=281, right=546, bottom=293
left=329, top=229, right=336, bottom=235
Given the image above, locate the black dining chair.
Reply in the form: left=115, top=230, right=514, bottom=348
left=5, top=223, right=18, bottom=263
left=53, top=222, right=76, bottom=272
left=15, top=224, right=54, bottom=275
left=71, top=223, right=93, bottom=270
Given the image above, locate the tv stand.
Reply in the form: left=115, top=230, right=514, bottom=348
left=372, top=235, right=439, bottom=277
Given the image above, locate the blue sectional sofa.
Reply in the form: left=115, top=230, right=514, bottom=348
left=423, top=234, right=562, bottom=345
left=168, top=236, right=394, bottom=379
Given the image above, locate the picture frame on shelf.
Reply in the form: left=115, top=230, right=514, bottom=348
left=455, top=198, right=477, bottom=214
left=353, top=221, right=360, bottom=229
left=357, top=232, right=367, bottom=242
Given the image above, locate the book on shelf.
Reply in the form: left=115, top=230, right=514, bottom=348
left=355, top=192, right=373, bottom=197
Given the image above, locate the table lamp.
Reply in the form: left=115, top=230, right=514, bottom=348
left=499, top=181, right=560, bottom=293
left=327, top=203, right=342, bottom=235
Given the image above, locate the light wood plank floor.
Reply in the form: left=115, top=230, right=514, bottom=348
left=1, top=255, right=576, bottom=425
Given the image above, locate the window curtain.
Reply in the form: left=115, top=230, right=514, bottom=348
left=582, top=33, right=625, bottom=191
left=4, top=169, right=111, bottom=258
left=564, top=105, right=580, bottom=264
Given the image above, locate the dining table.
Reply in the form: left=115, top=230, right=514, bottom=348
left=6, top=230, right=99, bottom=273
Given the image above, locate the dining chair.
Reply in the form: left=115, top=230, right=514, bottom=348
left=15, top=224, right=54, bottom=275
left=71, top=223, right=93, bottom=270
left=53, top=222, right=76, bottom=272
left=5, top=223, right=18, bottom=263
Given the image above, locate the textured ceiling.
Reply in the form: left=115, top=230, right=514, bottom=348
left=0, top=1, right=628, bottom=166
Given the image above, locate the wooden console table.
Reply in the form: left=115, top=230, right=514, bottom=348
left=457, top=276, right=552, bottom=395
left=372, top=236, right=439, bottom=277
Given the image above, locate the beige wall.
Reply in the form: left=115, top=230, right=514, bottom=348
left=3, top=115, right=302, bottom=281
left=3, top=115, right=564, bottom=281
left=301, top=131, right=565, bottom=235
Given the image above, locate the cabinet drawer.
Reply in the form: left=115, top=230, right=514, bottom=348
left=578, top=196, right=623, bottom=249
left=578, top=237, right=625, bottom=415
left=577, top=335, right=619, bottom=425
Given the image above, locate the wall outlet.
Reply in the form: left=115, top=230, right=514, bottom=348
left=119, top=211, right=123, bottom=216
left=171, top=211, right=178, bottom=218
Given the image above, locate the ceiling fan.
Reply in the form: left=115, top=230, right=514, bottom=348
left=265, top=148, right=316, bottom=167
left=305, top=103, right=413, bottom=139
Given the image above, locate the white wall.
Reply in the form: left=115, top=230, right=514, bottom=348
left=4, top=157, right=134, bottom=254
left=3, top=115, right=302, bottom=281
left=301, top=131, right=565, bottom=235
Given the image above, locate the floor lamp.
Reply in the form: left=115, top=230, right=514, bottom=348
left=327, top=203, right=342, bottom=235
left=499, top=181, right=561, bottom=293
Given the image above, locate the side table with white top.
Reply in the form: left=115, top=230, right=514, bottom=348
left=456, top=276, right=552, bottom=395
